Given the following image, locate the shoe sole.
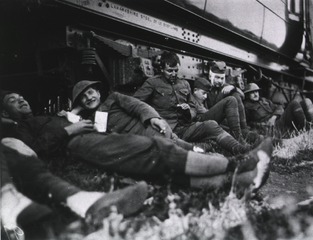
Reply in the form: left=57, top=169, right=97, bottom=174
left=85, top=181, right=148, bottom=226
left=251, top=150, right=271, bottom=192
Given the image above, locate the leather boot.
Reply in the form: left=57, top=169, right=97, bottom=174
left=231, top=129, right=248, bottom=145
left=226, top=137, right=273, bottom=174
left=242, top=128, right=264, bottom=146
left=217, top=134, right=251, bottom=155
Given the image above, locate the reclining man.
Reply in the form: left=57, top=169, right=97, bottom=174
left=133, top=51, right=252, bottom=154
left=1, top=89, right=273, bottom=192
left=244, top=83, right=313, bottom=138
left=64, top=80, right=198, bottom=152
left=1, top=137, right=149, bottom=231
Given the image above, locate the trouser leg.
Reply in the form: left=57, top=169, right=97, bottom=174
left=185, top=151, right=228, bottom=176
left=0, top=146, right=12, bottom=186
left=129, top=124, right=194, bottom=150
left=275, top=100, right=306, bottom=134
left=2, top=145, right=80, bottom=205
left=179, top=121, right=249, bottom=154
left=301, top=98, right=313, bottom=122
left=231, top=92, right=248, bottom=129
left=197, top=96, right=242, bottom=140
left=67, top=132, right=188, bottom=176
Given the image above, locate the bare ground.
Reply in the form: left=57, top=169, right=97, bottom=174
left=262, top=169, right=313, bottom=204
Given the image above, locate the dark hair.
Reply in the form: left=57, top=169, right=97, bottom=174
left=159, top=51, right=180, bottom=69
left=0, top=90, right=17, bottom=110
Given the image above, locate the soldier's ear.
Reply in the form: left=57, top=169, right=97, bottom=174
left=2, top=109, right=10, bottom=118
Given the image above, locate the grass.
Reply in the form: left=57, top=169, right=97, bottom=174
left=273, top=129, right=313, bottom=160
left=23, top=128, right=313, bottom=240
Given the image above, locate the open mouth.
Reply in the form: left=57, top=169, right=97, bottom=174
left=20, top=103, right=29, bottom=108
left=86, top=99, right=96, bottom=106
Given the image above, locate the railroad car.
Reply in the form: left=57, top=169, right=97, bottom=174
left=1, top=0, right=312, bottom=113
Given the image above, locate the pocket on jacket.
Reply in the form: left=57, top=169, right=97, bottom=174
left=155, top=88, right=172, bottom=96
left=179, top=89, right=189, bottom=96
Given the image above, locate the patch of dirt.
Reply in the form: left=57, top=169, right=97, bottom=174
left=261, top=169, right=313, bottom=204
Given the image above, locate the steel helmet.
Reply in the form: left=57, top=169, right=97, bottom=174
left=244, top=83, right=261, bottom=94
left=72, top=80, right=101, bottom=106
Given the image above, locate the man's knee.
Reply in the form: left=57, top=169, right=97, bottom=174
left=202, top=120, right=219, bottom=127
left=289, top=99, right=302, bottom=109
left=201, top=120, right=224, bottom=135
left=224, top=96, right=238, bottom=108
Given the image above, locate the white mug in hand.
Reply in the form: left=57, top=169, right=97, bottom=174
left=94, top=111, right=108, bottom=132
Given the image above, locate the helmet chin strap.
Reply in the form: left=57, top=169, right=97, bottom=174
left=209, top=70, right=225, bottom=87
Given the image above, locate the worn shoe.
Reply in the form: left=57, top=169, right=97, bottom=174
left=227, top=137, right=273, bottom=173
left=1, top=184, right=52, bottom=229
left=85, top=181, right=148, bottom=226
left=250, top=147, right=272, bottom=192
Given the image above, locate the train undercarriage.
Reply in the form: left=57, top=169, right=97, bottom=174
left=1, top=0, right=313, bottom=114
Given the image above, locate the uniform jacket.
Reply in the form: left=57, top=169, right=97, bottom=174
left=14, top=116, right=71, bottom=157
left=192, top=95, right=208, bottom=115
left=205, top=84, right=244, bottom=109
left=97, top=92, right=161, bottom=133
left=206, top=87, right=225, bottom=108
left=133, top=75, right=197, bottom=129
left=244, top=97, right=284, bottom=123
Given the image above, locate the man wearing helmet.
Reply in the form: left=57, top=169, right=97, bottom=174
left=1, top=89, right=274, bottom=191
left=244, top=83, right=313, bottom=137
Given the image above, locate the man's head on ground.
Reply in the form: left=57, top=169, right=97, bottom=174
left=159, top=51, right=180, bottom=84
left=193, top=77, right=211, bottom=101
left=244, top=83, right=261, bottom=102
left=1, top=91, right=33, bottom=121
left=209, top=61, right=226, bottom=88
left=72, top=80, right=102, bottom=110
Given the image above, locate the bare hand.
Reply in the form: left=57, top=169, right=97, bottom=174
left=64, top=120, right=96, bottom=136
left=221, top=85, right=235, bottom=94
left=1, top=117, right=17, bottom=126
left=150, top=118, right=172, bottom=137
left=177, top=103, right=190, bottom=110
left=1, top=138, right=37, bottom=157
left=267, top=115, right=277, bottom=127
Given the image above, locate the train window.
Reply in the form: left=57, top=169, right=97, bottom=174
left=287, top=0, right=291, bottom=11
left=287, top=0, right=302, bottom=15
left=294, top=0, right=300, bottom=14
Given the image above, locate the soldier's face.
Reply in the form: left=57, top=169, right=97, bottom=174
left=248, top=91, right=260, bottom=102
left=209, top=71, right=225, bottom=88
left=193, top=88, right=207, bottom=101
left=2, top=93, right=32, bottom=120
left=163, top=63, right=179, bottom=83
left=80, top=87, right=101, bottom=110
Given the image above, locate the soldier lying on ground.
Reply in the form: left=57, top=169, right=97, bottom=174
left=0, top=138, right=148, bottom=234
left=64, top=80, right=200, bottom=152
left=1, top=90, right=272, bottom=191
